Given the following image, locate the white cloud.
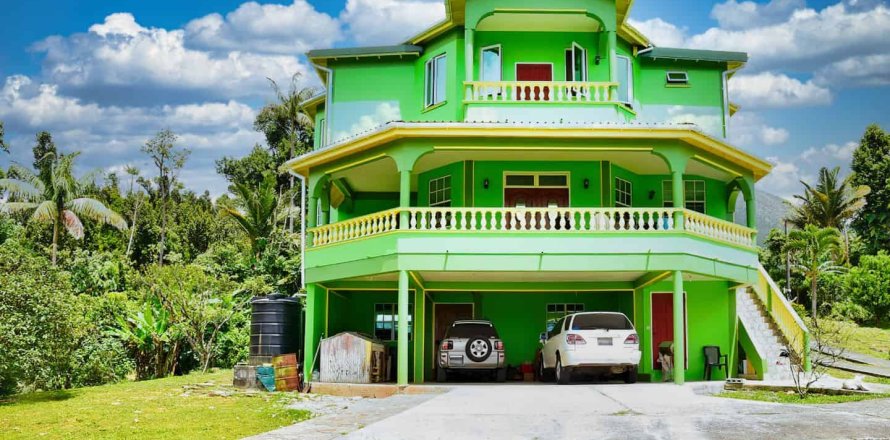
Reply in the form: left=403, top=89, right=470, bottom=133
left=627, top=18, right=687, bottom=47
left=0, top=75, right=262, bottom=197
left=729, top=111, right=790, bottom=149
left=729, top=72, right=832, bottom=108
left=710, top=0, right=805, bottom=30
left=814, top=54, right=890, bottom=87
left=757, top=156, right=809, bottom=198
left=756, top=140, right=857, bottom=198
left=686, top=2, right=890, bottom=73
left=32, top=13, right=311, bottom=106
left=340, top=0, right=445, bottom=45
left=801, top=141, right=857, bottom=162
left=184, top=1, right=340, bottom=54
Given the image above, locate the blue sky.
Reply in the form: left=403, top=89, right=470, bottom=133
left=0, top=0, right=887, bottom=198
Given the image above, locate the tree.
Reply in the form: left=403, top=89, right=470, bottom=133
left=124, top=165, right=145, bottom=257
left=786, top=166, right=869, bottom=230
left=851, top=124, right=890, bottom=254
left=842, top=252, right=890, bottom=325
left=110, top=297, right=180, bottom=380
left=0, top=121, right=8, bottom=154
left=141, top=129, right=190, bottom=265
left=147, top=264, right=244, bottom=372
left=0, top=151, right=128, bottom=265
left=786, top=225, right=844, bottom=321
left=219, top=173, right=278, bottom=259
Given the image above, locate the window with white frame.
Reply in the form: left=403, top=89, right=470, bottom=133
left=424, top=54, right=447, bottom=107
left=615, top=177, right=632, bottom=207
left=429, top=175, right=452, bottom=207
left=546, top=303, right=584, bottom=331
left=564, top=43, right=588, bottom=82
left=616, top=55, right=633, bottom=104
left=666, top=71, right=689, bottom=85
left=316, top=118, right=326, bottom=147
left=663, top=180, right=706, bottom=213
left=374, top=303, right=413, bottom=341
left=481, top=45, right=502, bottom=96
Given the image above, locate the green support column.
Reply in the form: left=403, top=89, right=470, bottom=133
left=671, top=170, right=685, bottom=230
left=608, top=30, right=617, bottom=88
left=673, top=271, right=685, bottom=385
left=745, top=193, right=757, bottom=230
left=399, top=170, right=411, bottom=228
left=303, top=283, right=325, bottom=380
left=319, top=183, right=330, bottom=225
left=397, top=270, right=409, bottom=385
left=413, top=284, right=426, bottom=383
left=464, top=28, right=474, bottom=82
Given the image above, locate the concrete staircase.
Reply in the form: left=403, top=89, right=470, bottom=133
left=737, top=287, right=794, bottom=381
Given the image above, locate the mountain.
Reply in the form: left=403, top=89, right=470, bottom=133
left=735, top=190, right=790, bottom=245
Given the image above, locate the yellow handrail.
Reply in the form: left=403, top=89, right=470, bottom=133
left=753, top=263, right=811, bottom=371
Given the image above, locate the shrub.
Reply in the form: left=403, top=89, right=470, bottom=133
left=0, top=240, right=79, bottom=395
left=843, top=252, right=890, bottom=325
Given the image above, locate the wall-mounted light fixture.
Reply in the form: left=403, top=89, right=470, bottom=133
left=595, top=55, right=602, bottom=65
left=483, top=178, right=490, bottom=189
left=583, top=178, right=590, bottom=189
left=648, top=190, right=656, bottom=200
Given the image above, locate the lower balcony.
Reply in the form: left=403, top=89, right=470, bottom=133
left=309, top=206, right=756, bottom=249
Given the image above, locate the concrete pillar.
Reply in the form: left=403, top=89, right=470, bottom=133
left=464, top=28, right=475, bottom=82
left=413, top=284, right=426, bottom=383
left=307, top=196, right=318, bottom=245
left=673, top=271, right=685, bottom=385
left=671, top=170, right=685, bottom=230
left=397, top=270, right=410, bottom=385
left=303, top=283, right=325, bottom=380
left=608, top=30, right=617, bottom=86
left=319, top=183, right=330, bottom=225
left=745, top=193, right=757, bottom=230
left=399, top=170, right=411, bottom=229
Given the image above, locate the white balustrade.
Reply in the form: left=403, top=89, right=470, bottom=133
left=308, top=206, right=756, bottom=248
left=464, top=81, right=618, bottom=104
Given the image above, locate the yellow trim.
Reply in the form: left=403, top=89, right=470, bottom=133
left=434, top=146, right=653, bottom=152
left=324, top=287, right=330, bottom=337
left=692, top=154, right=743, bottom=178
left=409, top=271, right=427, bottom=290
left=665, top=84, right=691, bottom=89
left=325, top=153, right=388, bottom=175
left=729, top=102, right=740, bottom=116
left=618, top=22, right=650, bottom=47
left=285, top=125, right=771, bottom=179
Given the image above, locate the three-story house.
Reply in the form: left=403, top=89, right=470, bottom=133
left=287, top=0, right=809, bottom=385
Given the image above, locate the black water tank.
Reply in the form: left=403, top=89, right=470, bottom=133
left=250, top=294, right=302, bottom=365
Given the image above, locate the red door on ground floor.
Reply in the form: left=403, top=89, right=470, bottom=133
left=651, top=293, right=687, bottom=370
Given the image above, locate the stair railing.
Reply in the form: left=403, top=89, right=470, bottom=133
left=752, top=263, right=811, bottom=371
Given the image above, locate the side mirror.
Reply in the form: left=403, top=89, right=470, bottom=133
left=539, top=332, right=547, bottom=344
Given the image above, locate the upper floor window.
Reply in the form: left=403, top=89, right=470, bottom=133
left=564, top=43, right=588, bottom=82
left=316, top=117, right=327, bottom=146
left=481, top=45, right=502, bottom=94
left=666, top=71, right=689, bottom=86
left=425, top=54, right=447, bottom=108
left=615, top=177, right=632, bottom=207
left=663, top=180, right=706, bottom=213
left=616, top=55, right=633, bottom=104
left=429, top=175, right=452, bottom=207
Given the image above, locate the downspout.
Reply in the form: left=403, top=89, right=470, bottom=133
left=313, top=63, right=334, bottom=148
left=637, top=45, right=654, bottom=56
left=722, top=66, right=742, bottom=139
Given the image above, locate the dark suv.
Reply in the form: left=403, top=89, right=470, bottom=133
left=437, top=320, right=506, bottom=382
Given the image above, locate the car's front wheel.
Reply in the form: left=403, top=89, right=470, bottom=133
left=556, top=355, right=571, bottom=385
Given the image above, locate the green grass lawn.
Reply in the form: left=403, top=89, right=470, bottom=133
left=0, top=369, right=309, bottom=440
left=718, top=389, right=890, bottom=404
left=824, top=319, right=890, bottom=361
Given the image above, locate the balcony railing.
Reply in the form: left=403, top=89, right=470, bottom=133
left=464, top=81, right=618, bottom=104
left=309, top=207, right=757, bottom=248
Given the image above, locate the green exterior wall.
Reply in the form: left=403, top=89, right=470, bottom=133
left=473, top=161, right=603, bottom=207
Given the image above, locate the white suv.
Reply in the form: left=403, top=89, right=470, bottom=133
left=538, top=312, right=641, bottom=384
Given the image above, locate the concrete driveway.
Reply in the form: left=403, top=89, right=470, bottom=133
left=344, top=383, right=890, bottom=440
left=256, top=383, right=890, bottom=440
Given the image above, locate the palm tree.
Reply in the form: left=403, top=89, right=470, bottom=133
left=0, top=152, right=128, bottom=265
left=785, top=225, right=844, bottom=321
left=786, top=167, right=869, bottom=229
left=219, top=173, right=277, bottom=258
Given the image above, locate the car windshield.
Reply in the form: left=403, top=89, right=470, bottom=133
left=447, top=323, right=498, bottom=338
left=571, top=313, right=632, bottom=330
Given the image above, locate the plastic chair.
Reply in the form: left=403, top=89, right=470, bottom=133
left=703, top=345, right=728, bottom=380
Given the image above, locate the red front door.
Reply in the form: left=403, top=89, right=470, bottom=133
left=516, top=64, right=552, bottom=101
left=652, top=293, right=687, bottom=370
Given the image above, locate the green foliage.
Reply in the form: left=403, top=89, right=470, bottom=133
left=0, top=240, right=79, bottom=395
left=841, top=253, right=890, bottom=325
left=786, top=225, right=844, bottom=320
left=145, top=264, right=246, bottom=372
left=109, top=297, right=180, bottom=381
left=216, top=144, right=279, bottom=190
left=219, top=173, right=278, bottom=258
left=786, top=166, right=869, bottom=230
left=67, top=249, right=132, bottom=295
left=851, top=124, right=890, bottom=254
left=0, top=120, right=8, bottom=154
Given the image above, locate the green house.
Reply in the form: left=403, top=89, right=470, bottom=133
left=286, top=0, right=810, bottom=385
